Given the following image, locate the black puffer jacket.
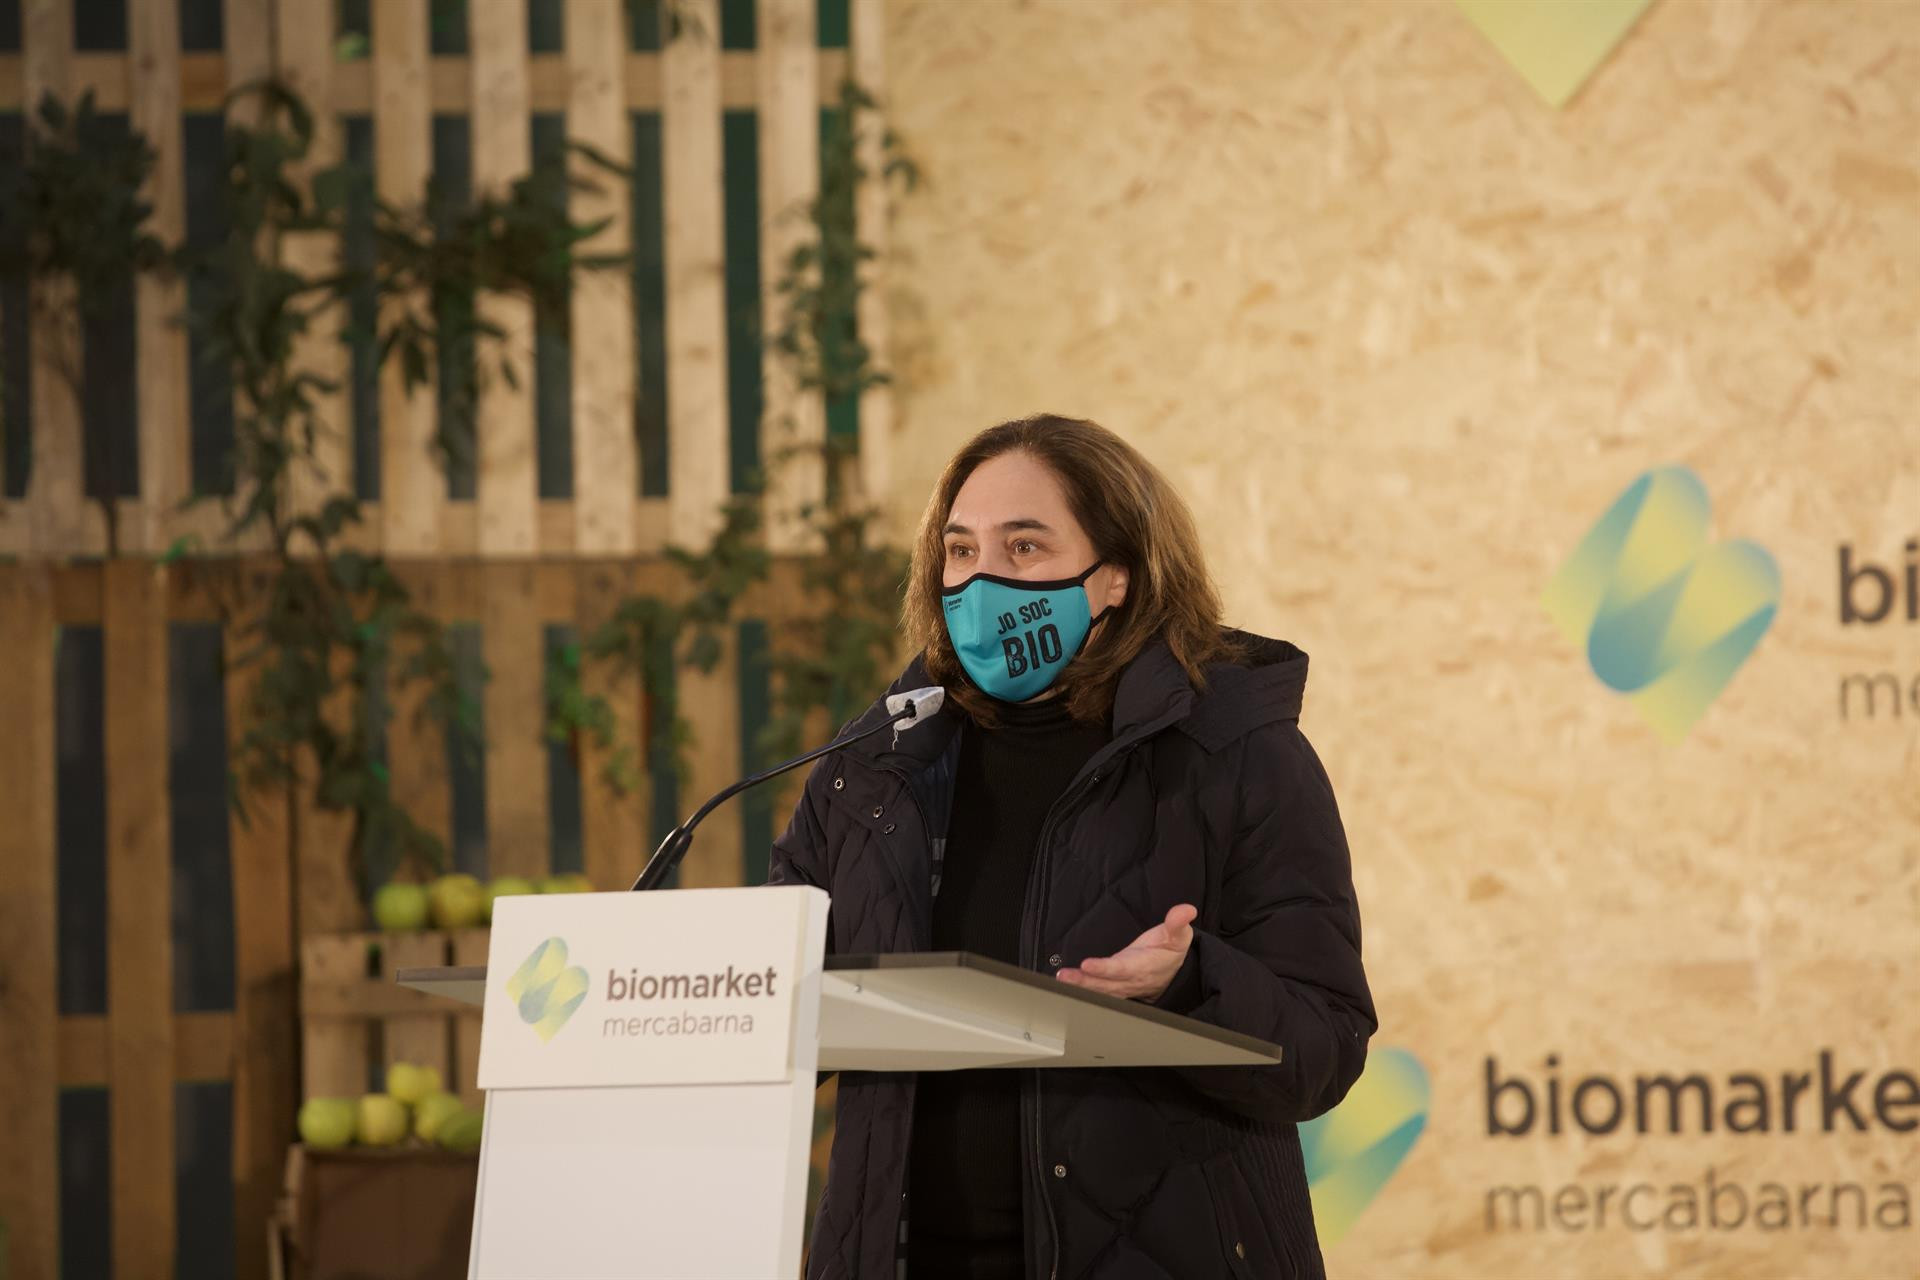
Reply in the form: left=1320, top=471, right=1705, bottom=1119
left=769, top=633, right=1375, bottom=1279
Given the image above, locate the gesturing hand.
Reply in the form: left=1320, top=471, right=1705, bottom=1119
left=1054, top=904, right=1198, bottom=1002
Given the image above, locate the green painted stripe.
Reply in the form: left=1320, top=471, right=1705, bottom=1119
left=722, top=110, right=763, bottom=495
left=432, top=114, right=477, bottom=501
left=737, top=619, right=773, bottom=886
left=183, top=112, right=234, bottom=497
left=627, top=0, right=662, bottom=52
left=430, top=0, right=468, bottom=55
left=173, top=1081, right=234, bottom=1279
left=338, top=0, right=371, bottom=52
left=631, top=111, right=669, bottom=496
left=448, top=621, right=489, bottom=878
left=531, top=112, right=573, bottom=499
left=720, top=0, right=755, bottom=49
left=647, top=626, right=680, bottom=889
left=817, top=0, right=849, bottom=49
left=59, top=1088, right=111, bottom=1278
left=1, top=111, right=31, bottom=498
left=343, top=114, right=380, bottom=501
left=528, top=0, right=564, bottom=53
left=82, top=114, right=140, bottom=499
left=820, top=106, right=860, bottom=448
left=74, top=0, right=125, bottom=51
left=545, top=625, right=585, bottom=876
left=178, top=0, right=222, bottom=51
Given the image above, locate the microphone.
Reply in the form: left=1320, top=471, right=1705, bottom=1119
left=629, top=687, right=947, bottom=891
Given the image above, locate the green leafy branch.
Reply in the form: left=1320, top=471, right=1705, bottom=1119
left=0, top=90, right=172, bottom=552
left=175, top=81, right=629, bottom=898
left=757, top=79, right=920, bottom=761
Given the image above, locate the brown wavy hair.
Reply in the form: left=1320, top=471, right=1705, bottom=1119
left=904, top=415, right=1238, bottom=726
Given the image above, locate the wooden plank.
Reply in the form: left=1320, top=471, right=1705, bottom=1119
left=374, top=0, right=440, bottom=554
left=534, top=559, right=575, bottom=619
left=300, top=935, right=373, bottom=1099
left=67, top=50, right=128, bottom=111
left=388, top=564, right=453, bottom=871
left=576, top=561, right=646, bottom=892
left=0, top=565, right=59, bottom=1280
left=128, top=0, right=188, bottom=554
left=22, top=1, right=93, bottom=555
left=662, top=0, right=731, bottom=547
left=180, top=51, right=226, bottom=109
left=471, top=0, right=537, bottom=557
left=568, top=0, right=638, bottom=554
left=57, top=1012, right=236, bottom=1086
left=676, top=631, right=742, bottom=889
left=850, top=0, right=893, bottom=507
left=449, top=929, right=489, bottom=1106
left=757, top=0, right=823, bottom=553
left=376, top=933, right=454, bottom=1085
left=104, top=559, right=176, bottom=1278
left=274, top=0, right=351, bottom=531
left=428, top=54, right=470, bottom=112
left=51, top=559, right=104, bottom=622
left=294, top=641, right=363, bottom=937
left=539, top=499, right=576, bottom=554
left=224, top=557, right=295, bottom=1280
left=301, top=976, right=455, bottom=1021
left=527, top=53, right=567, bottom=111
left=482, top=562, right=549, bottom=879
left=223, top=0, right=273, bottom=126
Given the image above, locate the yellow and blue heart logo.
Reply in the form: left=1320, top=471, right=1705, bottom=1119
left=505, top=936, right=589, bottom=1043
left=1303, top=1048, right=1429, bottom=1245
left=1544, top=467, right=1780, bottom=743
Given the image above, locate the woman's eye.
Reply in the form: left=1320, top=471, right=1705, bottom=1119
left=1012, top=539, right=1038, bottom=556
left=947, top=543, right=972, bottom=559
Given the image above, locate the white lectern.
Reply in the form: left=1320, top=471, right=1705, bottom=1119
left=400, top=886, right=1281, bottom=1280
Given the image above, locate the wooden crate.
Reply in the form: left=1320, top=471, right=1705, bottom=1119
left=271, top=1143, right=477, bottom=1280
left=299, top=930, right=492, bottom=1108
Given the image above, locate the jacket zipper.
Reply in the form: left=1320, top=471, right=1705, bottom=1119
left=882, top=704, right=1181, bottom=1280
left=1018, top=706, right=1189, bottom=1280
left=878, top=762, right=933, bottom=1275
left=1019, top=746, right=1127, bottom=1280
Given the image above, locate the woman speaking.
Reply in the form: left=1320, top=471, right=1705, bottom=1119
left=770, top=416, right=1375, bottom=1280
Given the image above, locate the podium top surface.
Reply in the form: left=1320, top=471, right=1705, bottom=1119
left=398, top=950, right=1281, bottom=1072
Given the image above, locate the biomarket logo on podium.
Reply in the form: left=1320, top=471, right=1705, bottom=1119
left=1544, top=466, right=1780, bottom=742
left=505, top=936, right=590, bottom=1042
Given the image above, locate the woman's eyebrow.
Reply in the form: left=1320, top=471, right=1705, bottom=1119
left=944, top=518, right=1055, bottom=536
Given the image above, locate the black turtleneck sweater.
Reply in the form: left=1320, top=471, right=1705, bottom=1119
left=905, top=696, right=1108, bottom=1279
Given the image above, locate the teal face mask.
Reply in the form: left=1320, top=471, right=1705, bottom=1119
left=941, top=562, right=1106, bottom=702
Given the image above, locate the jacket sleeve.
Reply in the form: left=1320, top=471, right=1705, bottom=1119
left=1155, top=722, right=1376, bottom=1124
left=767, top=758, right=832, bottom=893
left=767, top=762, right=840, bottom=1085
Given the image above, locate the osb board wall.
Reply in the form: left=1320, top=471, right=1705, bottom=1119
left=880, top=1, right=1920, bottom=1276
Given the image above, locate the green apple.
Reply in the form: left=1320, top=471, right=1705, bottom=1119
left=298, top=1098, right=357, bottom=1151
left=428, top=873, right=486, bottom=929
left=483, top=875, right=537, bottom=921
left=371, top=882, right=430, bottom=932
left=413, top=1092, right=464, bottom=1142
left=385, top=1061, right=443, bottom=1106
left=538, top=873, right=594, bottom=894
left=437, top=1108, right=485, bottom=1155
left=356, top=1093, right=409, bottom=1147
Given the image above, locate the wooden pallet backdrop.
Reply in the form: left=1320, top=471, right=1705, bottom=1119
left=0, top=1, right=891, bottom=1277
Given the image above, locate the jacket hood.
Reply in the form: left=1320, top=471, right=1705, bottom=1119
left=842, top=628, right=1310, bottom=767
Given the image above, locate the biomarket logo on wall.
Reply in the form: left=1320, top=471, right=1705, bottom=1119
left=506, top=936, right=590, bottom=1042
left=1303, top=1048, right=1430, bottom=1244
left=1544, top=467, right=1780, bottom=741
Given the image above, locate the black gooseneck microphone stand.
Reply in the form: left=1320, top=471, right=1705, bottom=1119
left=629, top=690, right=942, bottom=892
